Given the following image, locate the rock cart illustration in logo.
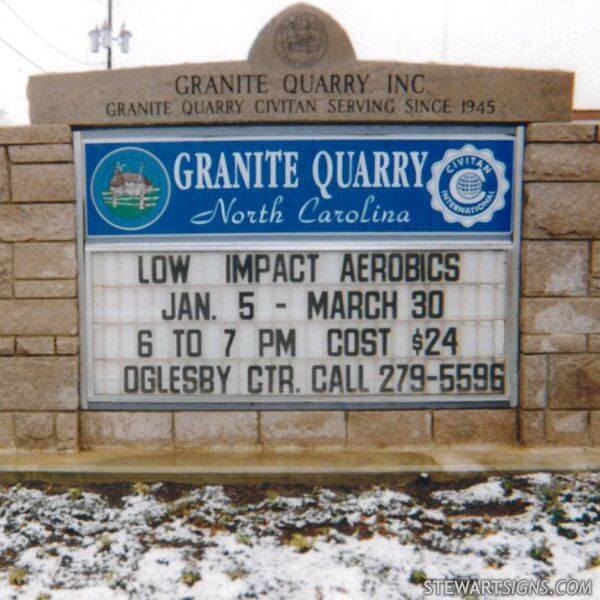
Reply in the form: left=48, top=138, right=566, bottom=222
left=90, top=147, right=171, bottom=231
left=426, top=144, right=510, bottom=228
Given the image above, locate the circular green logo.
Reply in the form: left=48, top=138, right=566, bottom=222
left=91, top=147, right=171, bottom=231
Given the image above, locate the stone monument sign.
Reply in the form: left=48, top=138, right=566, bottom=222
left=0, top=4, right=594, bottom=452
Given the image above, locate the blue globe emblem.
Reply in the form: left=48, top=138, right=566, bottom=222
left=441, top=162, right=497, bottom=213
left=455, top=171, right=483, bottom=200
left=90, top=147, right=171, bottom=231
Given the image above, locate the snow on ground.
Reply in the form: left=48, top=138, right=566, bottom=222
left=0, top=473, right=597, bottom=599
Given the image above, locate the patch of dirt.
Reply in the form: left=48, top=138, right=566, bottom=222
left=443, top=499, right=530, bottom=517
left=0, top=548, right=16, bottom=568
left=84, top=483, right=134, bottom=507
left=402, top=474, right=488, bottom=506
left=149, top=482, right=196, bottom=504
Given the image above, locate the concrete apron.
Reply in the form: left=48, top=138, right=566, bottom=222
left=0, top=447, right=598, bottom=485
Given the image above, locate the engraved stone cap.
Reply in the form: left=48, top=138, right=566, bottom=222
left=27, top=3, right=574, bottom=126
left=248, top=3, right=356, bottom=67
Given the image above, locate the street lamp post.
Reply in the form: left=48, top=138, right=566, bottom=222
left=88, top=0, right=132, bottom=69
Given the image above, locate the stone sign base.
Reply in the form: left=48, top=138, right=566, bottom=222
left=0, top=122, right=599, bottom=453
left=0, top=2, right=597, bottom=458
left=0, top=123, right=600, bottom=452
left=0, top=446, right=598, bottom=485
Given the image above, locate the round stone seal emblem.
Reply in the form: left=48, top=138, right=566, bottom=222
left=275, top=12, right=327, bottom=68
left=91, top=146, right=171, bottom=231
left=426, top=144, right=510, bottom=228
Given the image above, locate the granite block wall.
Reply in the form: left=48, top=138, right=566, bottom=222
left=0, top=122, right=598, bottom=452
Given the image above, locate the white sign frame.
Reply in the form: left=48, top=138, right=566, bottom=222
left=75, top=125, right=524, bottom=410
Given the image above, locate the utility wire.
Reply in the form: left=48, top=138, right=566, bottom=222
left=0, top=0, right=101, bottom=67
left=0, top=33, right=45, bottom=71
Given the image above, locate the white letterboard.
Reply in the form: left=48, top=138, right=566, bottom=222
left=87, top=248, right=511, bottom=403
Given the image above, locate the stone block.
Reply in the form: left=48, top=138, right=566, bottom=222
left=16, top=336, right=54, bottom=355
left=80, top=412, right=173, bottom=449
left=0, top=244, right=11, bottom=298
left=260, top=412, right=345, bottom=448
left=591, top=412, right=600, bottom=446
left=589, top=334, right=600, bottom=352
left=523, top=183, right=600, bottom=239
left=592, top=242, right=600, bottom=276
left=27, top=38, right=573, bottom=125
left=0, top=205, right=75, bottom=241
left=524, top=144, right=600, bottom=181
left=346, top=411, right=431, bottom=447
left=0, top=299, right=77, bottom=335
left=519, top=411, right=546, bottom=446
left=519, top=354, right=547, bottom=409
left=55, top=336, right=79, bottom=355
left=521, top=334, right=586, bottom=354
left=0, top=414, right=14, bottom=449
left=521, top=241, right=588, bottom=296
left=14, top=280, right=76, bottom=298
left=14, top=242, right=76, bottom=279
left=546, top=411, right=590, bottom=446
left=592, top=242, right=600, bottom=294
left=0, top=147, right=8, bottom=202
left=0, top=357, right=77, bottom=410
left=12, top=164, right=74, bottom=203
left=56, top=412, right=78, bottom=451
left=433, top=410, right=517, bottom=444
left=521, top=299, right=600, bottom=334
left=0, top=337, right=14, bottom=355
left=549, top=354, right=600, bottom=409
left=0, top=125, right=71, bottom=145
left=8, top=144, right=73, bottom=163
left=15, top=413, right=54, bottom=450
left=526, top=123, right=595, bottom=142
left=174, top=412, right=258, bottom=449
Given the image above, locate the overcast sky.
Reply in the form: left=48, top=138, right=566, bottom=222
left=1, top=0, right=599, bottom=124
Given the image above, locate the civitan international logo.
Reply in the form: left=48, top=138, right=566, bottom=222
left=90, top=147, right=171, bottom=231
left=426, top=145, right=510, bottom=228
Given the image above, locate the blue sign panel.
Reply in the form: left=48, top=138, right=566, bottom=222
left=84, top=134, right=515, bottom=237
